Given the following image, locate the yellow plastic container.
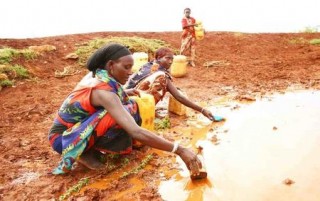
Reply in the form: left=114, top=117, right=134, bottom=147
left=132, top=52, right=148, bottom=72
left=130, top=93, right=155, bottom=131
left=170, top=55, right=187, bottom=78
left=168, top=90, right=187, bottom=116
left=195, top=20, right=205, bottom=41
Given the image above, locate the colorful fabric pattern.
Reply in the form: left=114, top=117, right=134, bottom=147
left=181, top=17, right=196, bottom=37
left=48, top=69, right=140, bottom=174
left=126, top=61, right=171, bottom=104
left=180, top=17, right=196, bottom=62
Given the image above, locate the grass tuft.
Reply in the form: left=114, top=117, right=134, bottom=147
left=75, top=36, right=176, bottom=66
left=0, top=64, right=30, bottom=87
left=59, top=178, right=89, bottom=201
left=310, top=38, right=320, bottom=45
left=154, top=116, right=171, bottom=131
left=0, top=48, right=19, bottom=64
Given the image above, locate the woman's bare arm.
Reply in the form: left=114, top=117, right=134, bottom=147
left=90, top=89, right=202, bottom=173
left=167, top=79, right=214, bottom=120
left=167, top=79, right=202, bottom=112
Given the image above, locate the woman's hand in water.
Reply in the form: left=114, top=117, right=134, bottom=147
left=176, top=146, right=202, bottom=175
left=201, top=108, right=215, bottom=120
left=125, top=89, right=141, bottom=97
left=202, top=109, right=226, bottom=122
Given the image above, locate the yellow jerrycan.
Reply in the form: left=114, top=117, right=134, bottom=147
left=132, top=52, right=148, bottom=73
left=170, top=55, right=187, bottom=78
left=130, top=92, right=155, bottom=131
left=168, top=89, right=188, bottom=116
left=195, top=20, right=205, bottom=41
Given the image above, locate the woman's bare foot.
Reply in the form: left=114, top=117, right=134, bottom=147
left=78, top=149, right=105, bottom=170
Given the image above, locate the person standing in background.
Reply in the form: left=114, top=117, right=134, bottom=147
left=180, top=8, right=197, bottom=67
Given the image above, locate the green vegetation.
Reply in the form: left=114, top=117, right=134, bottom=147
left=288, top=37, right=308, bottom=44
left=10, top=65, right=29, bottom=78
left=0, top=79, right=14, bottom=87
left=154, top=116, right=171, bottom=131
left=75, top=36, right=175, bottom=66
left=301, top=26, right=318, bottom=33
left=99, top=153, right=131, bottom=172
left=309, top=39, right=320, bottom=45
left=59, top=177, right=89, bottom=201
left=100, top=153, right=120, bottom=163
left=120, top=154, right=153, bottom=179
left=0, top=47, right=35, bottom=89
left=59, top=153, right=150, bottom=200
left=122, top=157, right=130, bottom=166
left=0, top=64, right=30, bottom=87
left=289, top=37, right=320, bottom=45
left=0, top=48, right=19, bottom=64
left=20, top=49, right=39, bottom=60
left=0, top=47, right=38, bottom=64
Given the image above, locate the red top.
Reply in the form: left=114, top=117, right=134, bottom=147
left=181, top=17, right=196, bottom=37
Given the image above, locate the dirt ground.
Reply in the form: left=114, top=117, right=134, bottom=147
left=0, top=31, right=320, bottom=200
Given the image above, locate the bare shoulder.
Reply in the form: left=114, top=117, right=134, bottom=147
left=91, top=89, right=119, bottom=108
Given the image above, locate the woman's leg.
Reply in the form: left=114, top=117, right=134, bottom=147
left=78, top=112, right=141, bottom=169
left=180, top=35, right=192, bottom=57
left=189, top=37, right=196, bottom=67
left=181, top=35, right=196, bottom=67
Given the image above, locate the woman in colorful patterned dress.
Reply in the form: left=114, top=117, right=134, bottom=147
left=126, top=47, right=216, bottom=120
left=48, top=43, right=202, bottom=175
left=180, top=8, right=197, bottom=67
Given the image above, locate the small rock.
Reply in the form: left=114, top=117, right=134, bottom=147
left=65, top=53, right=79, bottom=60
left=211, top=135, right=218, bottom=143
left=283, top=178, right=295, bottom=185
left=0, top=73, right=8, bottom=81
left=232, top=104, right=241, bottom=110
left=273, top=126, right=278, bottom=130
left=240, top=95, right=256, bottom=101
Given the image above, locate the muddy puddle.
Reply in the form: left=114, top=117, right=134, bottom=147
left=159, top=90, right=320, bottom=201
left=81, top=90, right=320, bottom=201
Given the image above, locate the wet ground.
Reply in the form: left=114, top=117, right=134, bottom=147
left=1, top=32, right=320, bottom=200
left=159, top=90, right=320, bottom=201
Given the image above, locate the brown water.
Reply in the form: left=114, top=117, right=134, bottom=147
left=159, top=90, right=320, bottom=201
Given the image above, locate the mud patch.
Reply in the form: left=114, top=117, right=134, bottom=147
left=160, top=90, right=320, bottom=201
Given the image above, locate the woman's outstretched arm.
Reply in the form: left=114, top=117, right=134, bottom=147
left=91, top=89, right=202, bottom=174
left=166, top=79, right=214, bottom=120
